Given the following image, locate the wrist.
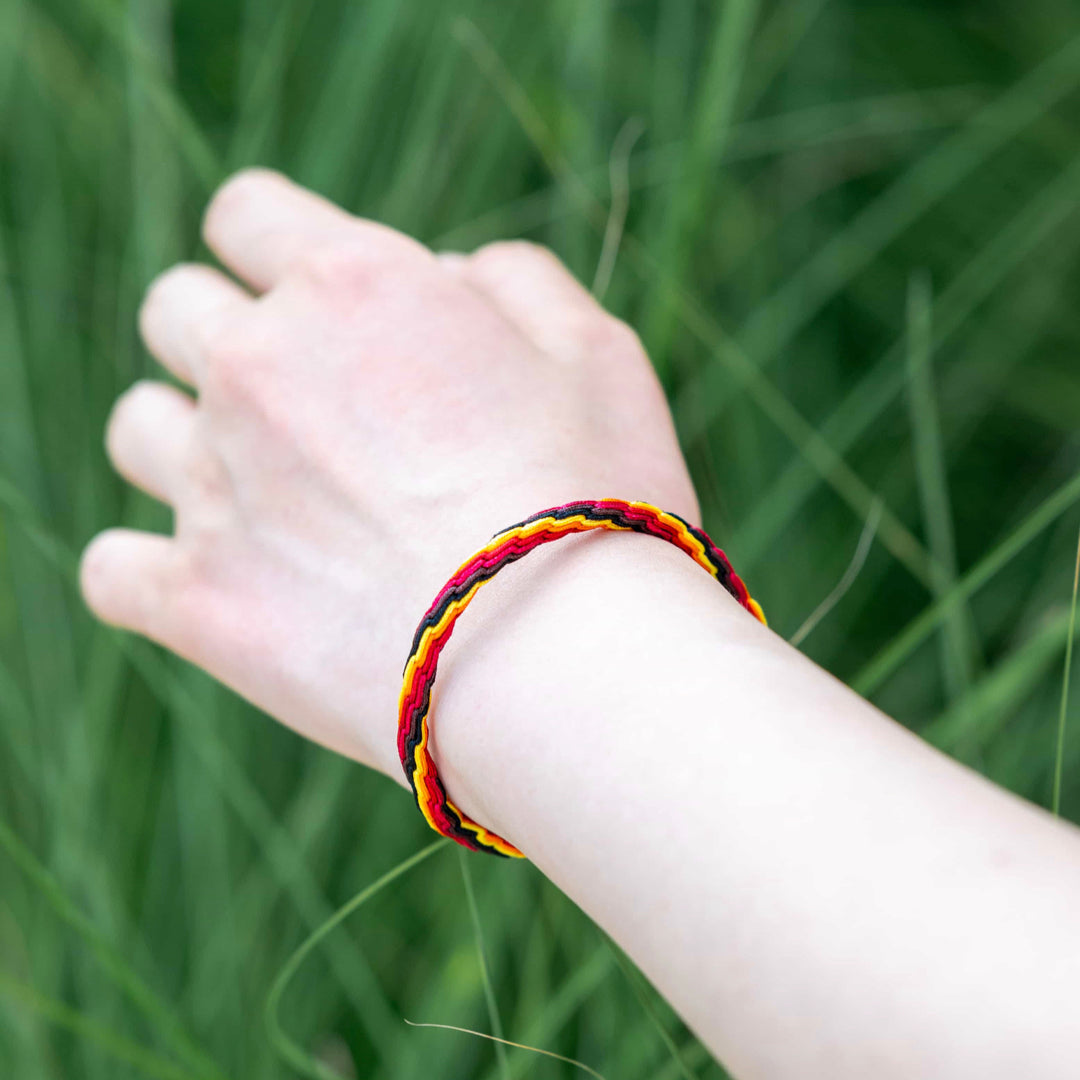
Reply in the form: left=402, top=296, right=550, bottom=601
left=425, top=527, right=756, bottom=856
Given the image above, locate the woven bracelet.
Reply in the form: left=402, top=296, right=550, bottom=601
left=397, top=498, right=766, bottom=858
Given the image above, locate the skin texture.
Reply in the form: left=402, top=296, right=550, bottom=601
left=83, top=169, right=1080, bottom=1080
left=83, top=168, right=695, bottom=779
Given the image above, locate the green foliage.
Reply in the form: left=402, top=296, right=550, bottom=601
left=2, top=1, right=1080, bottom=1077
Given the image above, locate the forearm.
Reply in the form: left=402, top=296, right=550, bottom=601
left=87, top=169, right=1080, bottom=1080
left=433, top=530, right=1080, bottom=1080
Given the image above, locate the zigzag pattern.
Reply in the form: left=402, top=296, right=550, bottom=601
left=397, top=499, right=767, bottom=857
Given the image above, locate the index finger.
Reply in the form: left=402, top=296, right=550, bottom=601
left=201, top=168, right=428, bottom=292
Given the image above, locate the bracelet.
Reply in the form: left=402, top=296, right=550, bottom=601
left=397, top=498, right=766, bottom=858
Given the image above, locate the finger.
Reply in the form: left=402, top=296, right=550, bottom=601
left=139, top=263, right=252, bottom=385
left=105, top=381, right=199, bottom=507
left=202, top=168, right=426, bottom=292
left=79, top=528, right=189, bottom=644
left=441, top=241, right=604, bottom=360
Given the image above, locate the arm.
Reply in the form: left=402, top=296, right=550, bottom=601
left=81, top=169, right=1080, bottom=1080
left=436, top=530, right=1080, bottom=1078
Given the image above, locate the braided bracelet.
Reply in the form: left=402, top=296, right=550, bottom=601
left=397, top=498, right=766, bottom=858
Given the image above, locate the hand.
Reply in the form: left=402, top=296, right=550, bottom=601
left=80, top=169, right=698, bottom=778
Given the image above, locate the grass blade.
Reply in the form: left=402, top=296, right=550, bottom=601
left=264, top=839, right=448, bottom=1080
left=0, top=817, right=225, bottom=1080
left=453, top=17, right=938, bottom=589
left=923, top=610, right=1071, bottom=755
left=731, top=31, right=1080, bottom=383
left=905, top=270, right=977, bottom=700
left=458, top=850, right=510, bottom=1080
left=854, top=470, right=1080, bottom=696
left=592, top=117, right=645, bottom=301
left=404, top=1020, right=608, bottom=1080
left=790, top=498, right=882, bottom=648
left=0, top=970, right=207, bottom=1080
left=1052, top=525, right=1080, bottom=815
left=605, top=938, right=700, bottom=1080
left=734, top=150, right=1080, bottom=570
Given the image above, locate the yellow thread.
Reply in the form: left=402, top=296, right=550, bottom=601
left=402, top=500, right=763, bottom=857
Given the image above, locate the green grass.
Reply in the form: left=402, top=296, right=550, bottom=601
left=2, top=2, right=1080, bottom=1078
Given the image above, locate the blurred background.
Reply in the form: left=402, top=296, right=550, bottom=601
left=3, top=1, right=1080, bottom=1077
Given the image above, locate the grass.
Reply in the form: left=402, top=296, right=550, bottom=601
left=2, top=1, right=1080, bottom=1078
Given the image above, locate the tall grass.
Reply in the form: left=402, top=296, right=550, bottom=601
left=1, top=2, right=1079, bottom=1078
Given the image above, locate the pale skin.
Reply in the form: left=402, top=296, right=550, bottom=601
left=81, top=169, right=1080, bottom=1079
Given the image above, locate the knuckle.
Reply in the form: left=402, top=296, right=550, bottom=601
left=202, top=167, right=285, bottom=244
left=578, top=312, right=642, bottom=357
left=135, top=563, right=174, bottom=643
left=200, top=314, right=264, bottom=402
left=146, top=261, right=201, bottom=298
left=143, top=550, right=201, bottom=648
left=192, top=299, right=245, bottom=360
left=181, top=440, right=231, bottom=505
left=140, top=263, right=231, bottom=354
left=473, top=238, right=560, bottom=271
left=603, top=315, right=645, bottom=354
left=289, top=243, right=380, bottom=295
left=176, top=495, right=233, bottom=555
left=198, top=324, right=292, bottom=441
left=161, top=577, right=201, bottom=647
